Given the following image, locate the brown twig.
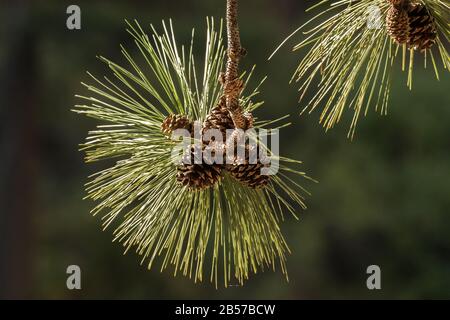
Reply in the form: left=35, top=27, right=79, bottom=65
left=224, top=0, right=249, bottom=129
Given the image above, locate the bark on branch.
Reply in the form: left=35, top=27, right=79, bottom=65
left=224, top=0, right=249, bottom=129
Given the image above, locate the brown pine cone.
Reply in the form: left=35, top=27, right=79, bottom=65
left=161, top=114, right=193, bottom=136
left=202, top=97, right=234, bottom=139
left=226, top=144, right=270, bottom=189
left=407, top=2, right=437, bottom=51
left=227, top=163, right=270, bottom=189
left=176, top=145, right=222, bottom=190
left=386, top=4, right=410, bottom=45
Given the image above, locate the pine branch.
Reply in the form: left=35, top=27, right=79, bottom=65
left=73, top=18, right=312, bottom=287
left=271, top=0, right=449, bottom=139
left=224, top=0, right=248, bottom=129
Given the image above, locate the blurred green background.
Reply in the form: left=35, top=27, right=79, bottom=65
left=1, top=0, right=449, bottom=299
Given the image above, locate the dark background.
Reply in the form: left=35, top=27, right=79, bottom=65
left=0, top=0, right=449, bottom=299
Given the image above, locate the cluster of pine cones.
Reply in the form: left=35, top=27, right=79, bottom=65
left=386, top=0, right=437, bottom=52
left=161, top=97, right=270, bottom=190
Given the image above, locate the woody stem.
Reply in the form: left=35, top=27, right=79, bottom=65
left=224, top=0, right=247, bottom=129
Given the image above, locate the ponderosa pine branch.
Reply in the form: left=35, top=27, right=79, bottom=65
left=225, top=0, right=248, bottom=129
left=271, top=0, right=449, bottom=139
left=73, top=19, right=312, bottom=287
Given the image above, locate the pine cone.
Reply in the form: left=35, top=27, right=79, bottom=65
left=407, top=3, right=437, bottom=51
left=176, top=145, right=222, bottom=190
left=226, top=144, right=270, bottom=189
left=161, top=114, right=193, bottom=136
left=386, top=5, right=410, bottom=45
left=227, top=163, right=270, bottom=189
left=202, top=97, right=234, bottom=138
